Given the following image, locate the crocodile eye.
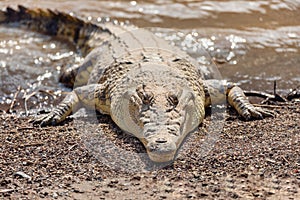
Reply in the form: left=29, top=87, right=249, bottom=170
left=167, top=93, right=179, bottom=107
left=137, top=88, right=153, bottom=105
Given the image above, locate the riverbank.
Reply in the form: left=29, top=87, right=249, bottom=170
left=0, top=101, right=299, bottom=199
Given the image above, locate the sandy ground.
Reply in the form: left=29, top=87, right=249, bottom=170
left=0, top=100, right=300, bottom=199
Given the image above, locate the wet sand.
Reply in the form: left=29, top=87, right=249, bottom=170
left=0, top=101, right=299, bottom=199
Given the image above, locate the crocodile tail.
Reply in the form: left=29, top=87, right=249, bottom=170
left=0, top=5, right=110, bottom=54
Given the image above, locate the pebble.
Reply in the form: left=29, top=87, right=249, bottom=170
left=229, top=192, right=240, bottom=198
left=164, top=181, right=171, bottom=186
left=165, top=187, right=173, bottom=193
left=102, top=189, right=109, bottom=194
left=110, top=179, right=118, bottom=184
left=227, top=183, right=235, bottom=189
left=267, top=190, right=275, bottom=195
left=52, top=192, right=58, bottom=198
left=131, top=175, right=141, bottom=181
left=226, top=177, right=234, bottom=183
left=192, top=171, right=200, bottom=178
left=73, top=188, right=84, bottom=193
left=152, top=189, right=158, bottom=193
left=187, top=193, right=196, bottom=198
left=272, top=178, right=280, bottom=184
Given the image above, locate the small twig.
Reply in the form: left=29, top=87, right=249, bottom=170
left=246, top=82, right=300, bottom=103
left=252, top=104, right=283, bottom=108
left=23, top=89, right=55, bottom=116
left=23, top=91, right=38, bottom=116
left=0, top=189, right=14, bottom=193
left=16, top=126, right=35, bottom=131
left=14, top=171, right=32, bottom=181
left=272, top=81, right=288, bottom=102
left=245, top=85, right=287, bottom=103
left=39, top=89, right=55, bottom=97
left=19, top=142, right=44, bottom=147
left=286, top=85, right=300, bottom=101
left=273, top=81, right=277, bottom=96
left=6, top=86, right=21, bottom=113
left=266, top=158, right=277, bottom=164
left=244, top=91, right=275, bottom=99
left=68, top=144, right=78, bottom=151
left=281, top=155, right=290, bottom=164
left=24, top=89, right=55, bottom=101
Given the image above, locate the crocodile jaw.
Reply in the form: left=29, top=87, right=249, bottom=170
left=140, top=134, right=177, bottom=163
left=141, top=104, right=200, bottom=163
left=143, top=139, right=178, bottom=163
left=147, top=150, right=176, bottom=163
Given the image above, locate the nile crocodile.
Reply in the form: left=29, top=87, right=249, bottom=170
left=0, top=6, right=274, bottom=162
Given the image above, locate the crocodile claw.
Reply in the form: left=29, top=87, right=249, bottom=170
left=241, top=105, right=275, bottom=120
left=227, top=86, right=276, bottom=121
left=31, top=112, right=62, bottom=127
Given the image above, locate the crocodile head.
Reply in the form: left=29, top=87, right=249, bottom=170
left=111, top=63, right=205, bottom=163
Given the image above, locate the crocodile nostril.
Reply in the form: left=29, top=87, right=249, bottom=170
left=155, top=138, right=167, bottom=143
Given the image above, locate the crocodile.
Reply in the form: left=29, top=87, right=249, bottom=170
left=0, top=6, right=274, bottom=163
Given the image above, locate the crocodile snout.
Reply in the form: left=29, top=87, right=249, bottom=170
left=155, top=138, right=167, bottom=143
left=145, top=136, right=177, bottom=163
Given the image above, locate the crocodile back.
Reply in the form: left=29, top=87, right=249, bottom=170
left=86, top=28, right=207, bottom=85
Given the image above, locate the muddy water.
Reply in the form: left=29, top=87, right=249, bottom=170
left=0, top=0, right=299, bottom=110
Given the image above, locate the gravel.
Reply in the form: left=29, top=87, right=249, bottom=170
left=0, top=102, right=299, bottom=199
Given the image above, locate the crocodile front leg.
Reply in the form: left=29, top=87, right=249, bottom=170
left=227, top=85, right=274, bottom=120
left=59, top=56, right=97, bottom=88
left=33, top=84, right=107, bottom=126
left=204, top=80, right=274, bottom=120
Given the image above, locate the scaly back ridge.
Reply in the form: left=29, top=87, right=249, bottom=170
left=0, top=5, right=112, bottom=54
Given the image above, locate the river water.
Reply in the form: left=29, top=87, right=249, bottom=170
left=0, top=0, right=299, bottom=110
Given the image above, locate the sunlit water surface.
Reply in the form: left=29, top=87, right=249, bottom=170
left=0, top=0, right=299, bottom=110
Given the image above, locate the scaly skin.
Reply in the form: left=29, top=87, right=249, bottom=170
left=0, top=6, right=274, bottom=162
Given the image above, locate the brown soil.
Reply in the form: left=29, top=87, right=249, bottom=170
left=0, top=101, right=300, bottom=200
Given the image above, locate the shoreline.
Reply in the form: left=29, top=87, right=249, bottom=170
left=0, top=101, right=299, bottom=199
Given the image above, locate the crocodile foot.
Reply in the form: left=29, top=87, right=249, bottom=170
left=227, top=86, right=275, bottom=120
left=31, top=111, right=64, bottom=127
left=239, top=104, right=275, bottom=120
